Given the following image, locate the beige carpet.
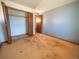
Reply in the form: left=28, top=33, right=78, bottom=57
left=0, top=33, right=79, bottom=59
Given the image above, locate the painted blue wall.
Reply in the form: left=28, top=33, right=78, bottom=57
left=0, top=6, right=5, bottom=43
left=42, top=1, right=79, bottom=43
left=0, top=22, right=5, bottom=43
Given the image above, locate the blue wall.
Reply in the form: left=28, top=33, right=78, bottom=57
left=0, top=6, right=5, bottom=43
left=42, top=1, right=79, bottom=43
left=0, top=22, right=5, bottom=43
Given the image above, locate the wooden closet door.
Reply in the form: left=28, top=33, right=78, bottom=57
left=1, top=2, right=12, bottom=44
left=27, top=12, right=33, bottom=36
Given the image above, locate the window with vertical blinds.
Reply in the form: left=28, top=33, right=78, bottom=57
left=8, top=8, right=28, bottom=36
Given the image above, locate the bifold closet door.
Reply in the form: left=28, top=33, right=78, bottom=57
left=8, top=8, right=28, bottom=37
left=1, top=2, right=12, bottom=44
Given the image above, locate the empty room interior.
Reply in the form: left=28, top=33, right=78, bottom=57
left=0, top=0, right=79, bottom=59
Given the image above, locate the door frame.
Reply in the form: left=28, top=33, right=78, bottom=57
left=1, top=2, right=12, bottom=44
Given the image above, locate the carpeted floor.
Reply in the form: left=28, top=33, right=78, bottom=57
left=0, top=33, right=79, bottom=59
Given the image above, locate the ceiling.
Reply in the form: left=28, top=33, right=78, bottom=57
left=9, top=0, right=42, bottom=9
left=8, top=0, right=77, bottom=14
left=35, top=0, right=78, bottom=14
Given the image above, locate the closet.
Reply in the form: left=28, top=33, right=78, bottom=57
left=2, top=2, right=33, bottom=44
left=8, top=8, right=28, bottom=38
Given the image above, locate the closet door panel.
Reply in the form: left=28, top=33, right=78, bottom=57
left=8, top=8, right=28, bottom=37
left=9, top=16, right=28, bottom=36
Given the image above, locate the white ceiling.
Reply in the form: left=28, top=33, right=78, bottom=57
left=8, top=0, right=42, bottom=8
left=35, top=0, right=78, bottom=14
left=8, top=0, right=78, bottom=14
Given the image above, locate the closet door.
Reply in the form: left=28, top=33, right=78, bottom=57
left=27, top=12, right=33, bottom=36
left=8, top=8, right=28, bottom=37
left=1, top=2, right=12, bottom=44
